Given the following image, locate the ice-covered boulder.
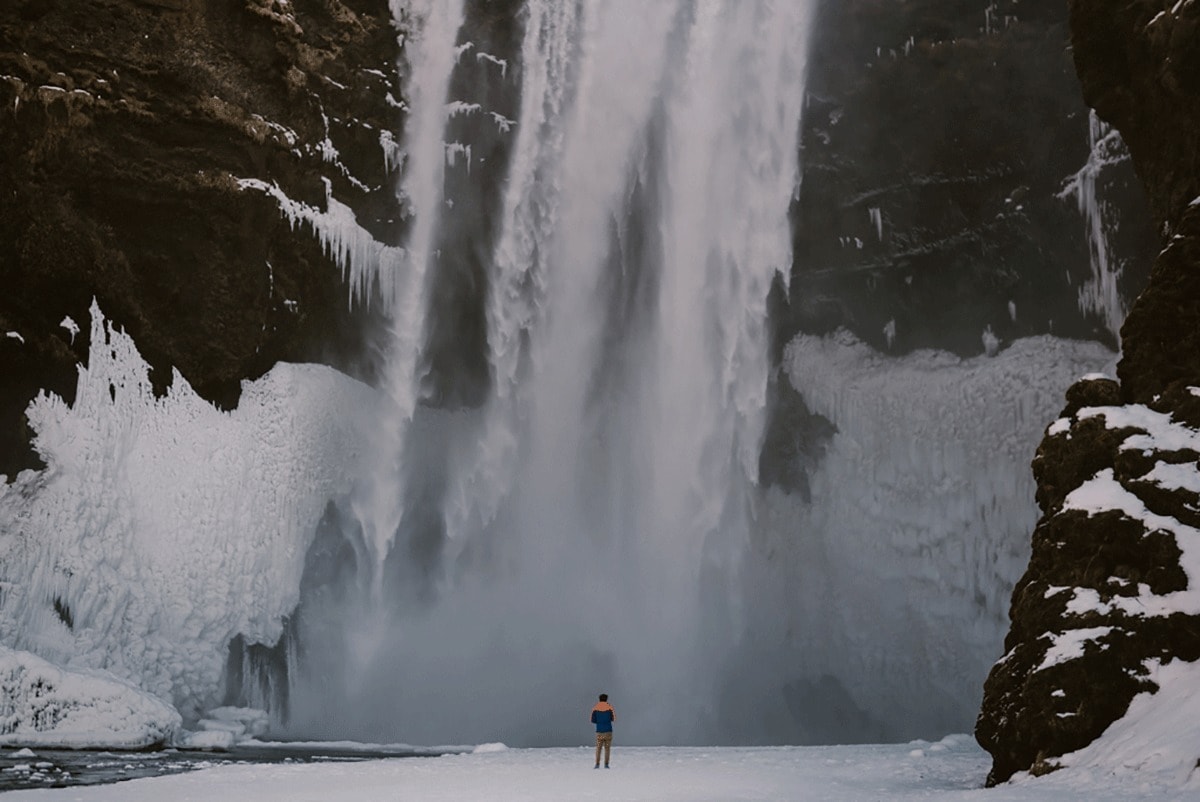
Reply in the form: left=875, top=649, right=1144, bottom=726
left=177, top=729, right=237, bottom=752
left=0, top=646, right=181, bottom=749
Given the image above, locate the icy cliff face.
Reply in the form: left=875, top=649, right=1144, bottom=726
left=0, top=0, right=399, bottom=478
left=0, top=304, right=372, bottom=720
left=785, top=0, right=1153, bottom=358
left=733, top=332, right=1114, bottom=743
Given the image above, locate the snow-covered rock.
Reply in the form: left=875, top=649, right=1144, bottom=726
left=979, top=376, right=1200, bottom=783
left=0, top=646, right=180, bottom=749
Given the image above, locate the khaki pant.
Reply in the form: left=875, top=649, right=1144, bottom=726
left=595, top=732, right=613, bottom=766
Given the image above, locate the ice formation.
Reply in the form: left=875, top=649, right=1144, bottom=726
left=1059, top=110, right=1129, bottom=339
left=0, top=302, right=374, bottom=720
left=738, top=331, right=1116, bottom=742
left=0, top=646, right=180, bottom=749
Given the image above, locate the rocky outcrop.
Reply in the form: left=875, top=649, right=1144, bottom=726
left=0, top=0, right=402, bottom=479
left=976, top=0, right=1200, bottom=785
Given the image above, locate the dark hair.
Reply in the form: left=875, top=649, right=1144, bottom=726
left=598, top=693, right=608, bottom=701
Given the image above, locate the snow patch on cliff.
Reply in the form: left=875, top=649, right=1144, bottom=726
left=0, top=302, right=374, bottom=721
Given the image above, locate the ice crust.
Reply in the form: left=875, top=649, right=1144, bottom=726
left=747, top=330, right=1116, bottom=739
left=0, top=645, right=180, bottom=749
left=0, top=302, right=374, bottom=720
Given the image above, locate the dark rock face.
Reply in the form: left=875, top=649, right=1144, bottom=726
left=781, top=0, right=1155, bottom=358
left=1069, top=0, right=1200, bottom=405
left=0, top=0, right=401, bottom=478
left=977, top=0, right=1200, bottom=784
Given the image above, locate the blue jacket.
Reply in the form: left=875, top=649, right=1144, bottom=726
left=591, top=702, right=615, bottom=733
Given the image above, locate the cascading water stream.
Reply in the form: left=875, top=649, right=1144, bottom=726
left=290, top=0, right=816, bottom=746
left=351, top=0, right=466, bottom=595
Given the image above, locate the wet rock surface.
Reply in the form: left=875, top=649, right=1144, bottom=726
left=977, top=0, right=1200, bottom=784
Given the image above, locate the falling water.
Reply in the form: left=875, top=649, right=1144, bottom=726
left=353, top=0, right=466, bottom=584
left=290, top=0, right=816, bottom=746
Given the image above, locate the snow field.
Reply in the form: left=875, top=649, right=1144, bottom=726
left=7, top=733, right=1198, bottom=801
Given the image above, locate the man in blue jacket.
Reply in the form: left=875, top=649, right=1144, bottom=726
left=591, top=693, right=616, bottom=768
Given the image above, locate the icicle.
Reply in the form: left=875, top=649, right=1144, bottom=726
left=1058, top=109, right=1129, bottom=339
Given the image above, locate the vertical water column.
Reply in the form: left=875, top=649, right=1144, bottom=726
left=441, top=0, right=583, bottom=554
left=353, top=0, right=467, bottom=588
left=426, top=0, right=816, bottom=744
left=651, top=0, right=811, bottom=586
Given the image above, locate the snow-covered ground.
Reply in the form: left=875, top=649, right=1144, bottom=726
left=4, top=735, right=1196, bottom=801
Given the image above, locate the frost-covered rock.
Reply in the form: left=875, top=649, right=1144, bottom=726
left=0, top=646, right=180, bottom=749
left=0, top=0, right=400, bottom=480
left=741, top=331, right=1114, bottom=742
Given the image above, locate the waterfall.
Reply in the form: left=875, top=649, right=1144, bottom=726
left=287, top=0, right=817, bottom=746
left=352, top=0, right=468, bottom=583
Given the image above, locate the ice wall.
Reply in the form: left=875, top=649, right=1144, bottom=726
left=0, top=303, right=373, bottom=719
left=733, top=331, right=1117, bottom=743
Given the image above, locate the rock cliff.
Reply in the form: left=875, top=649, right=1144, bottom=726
left=976, top=0, right=1200, bottom=784
left=0, top=0, right=402, bottom=479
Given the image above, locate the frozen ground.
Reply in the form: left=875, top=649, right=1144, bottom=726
left=4, top=735, right=1197, bottom=801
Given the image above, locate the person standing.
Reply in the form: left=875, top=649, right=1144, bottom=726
left=591, top=693, right=616, bottom=768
